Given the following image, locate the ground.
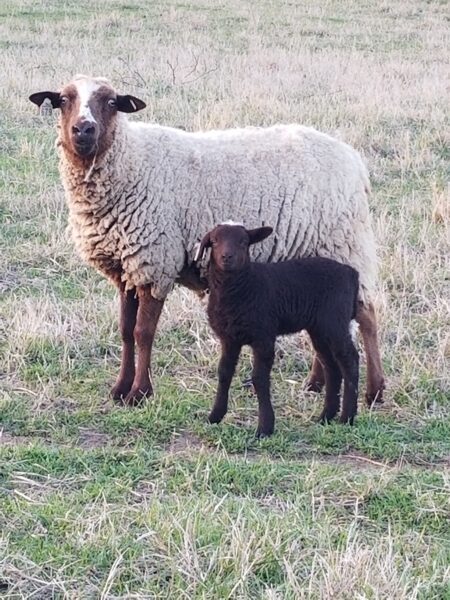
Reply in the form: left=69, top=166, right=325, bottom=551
left=0, top=0, right=449, bottom=597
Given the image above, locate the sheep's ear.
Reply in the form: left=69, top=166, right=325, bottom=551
left=116, top=94, right=146, bottom=113
left=247, top=226, right=273, bottom=245
left=195, top=232, right=212, bottom=263
left=29, top=91, right=61, bottom=108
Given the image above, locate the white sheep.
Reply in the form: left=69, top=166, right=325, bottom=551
left=29, top=75, right=385, bottom=406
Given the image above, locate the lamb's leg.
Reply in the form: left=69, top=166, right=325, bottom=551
left=208, top=341, right=241, bottom=424
left=111, top=286, right=139, bottom=401
left=124, top=285, right=165, bottom=406
left=356, top=301, right=385, bottom=406
left=319, top=360, right=342, bottom=423
left=332, top=338, right=359, bottom=425
left=306, top=354, right=325, bottom=392
left=311, top=336, right=342, bottom=423
left=252, top=342, right=276, bottom=438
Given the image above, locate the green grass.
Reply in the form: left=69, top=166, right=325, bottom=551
left=1, top=0, right=449, bottom=596
left=1, top=443, right=449, bottom=597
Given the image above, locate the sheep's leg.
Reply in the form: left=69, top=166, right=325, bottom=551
left=332, top=338, right=359, bottom=425
left=209, top=342, right=241, bottom=424
left=111, top=286, right=139, bottom=401
left=356, top=301, right=385, bottom=406
left=252, top=342, right=276, bottom=438
left=311, top=335, right=342, bottom=423
left=124, top=285, right=164, bottom=406
left=306, top=353, right=325, bottom=392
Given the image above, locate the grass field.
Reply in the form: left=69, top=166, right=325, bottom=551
left=1, top=0, right=449, bottom=597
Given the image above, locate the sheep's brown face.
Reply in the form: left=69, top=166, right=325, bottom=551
left=29, top=76, right=146, bottom=163
left=198, top=224, right=274, bottom=272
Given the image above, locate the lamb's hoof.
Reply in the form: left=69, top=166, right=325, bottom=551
left=208, top=410, right=225, bottom=424
left=111, top=380, right=134, bottom=402
left=255, top=427, right=274, bottom=439
left=317, top=411, right=337, bottom=425
left=122, top=386, right=153, bottom=407
left=306, top=379, right=324, bottom=393
left=365, top=382, right=385, bottom=407
left=338, top=414, right=355, bottom=425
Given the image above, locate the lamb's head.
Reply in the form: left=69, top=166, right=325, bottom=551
left=197, top=223, right=273, bottom=272
left=29, top=75, right=146, bottom=161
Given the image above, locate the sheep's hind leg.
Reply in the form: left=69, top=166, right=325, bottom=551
left=305, top=353, right=325, bottom=392
left=252, top=342, right=276, bottom=438
left=356, top=301, right=385, bottom=406
left=111, top=285, right=139, bottom=401
left=209, top=341, right=241, bottom=424
left=124, top=285, right=165, bottom=406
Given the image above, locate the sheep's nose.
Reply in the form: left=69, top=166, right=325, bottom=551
left=72, top=121, right=97, bottom=138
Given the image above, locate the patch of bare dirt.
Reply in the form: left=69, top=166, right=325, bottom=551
left=0, top=266, right=23, bottom=293
left=76, top=428, right=113, bottom=449
left=317, top=453, right=393, bottom=472
left=166, top=430, right=205, bottom=454
left=0, top=431, right=39, bottom=447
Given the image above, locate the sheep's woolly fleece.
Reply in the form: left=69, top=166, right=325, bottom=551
left=60, top=98, right=377, bottom=303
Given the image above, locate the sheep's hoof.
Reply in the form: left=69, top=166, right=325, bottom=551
left=365, top=382, right=385, bottom=407
left=122, top=386, right=153, bottom=406
left=111, top=380, right=134, bottom=402
left=305, top=379, right=324, bottom=393
left=242, top=377, right=256, bottom=394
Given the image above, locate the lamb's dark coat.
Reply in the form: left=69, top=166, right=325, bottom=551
left=199, top=223, right=360, bottom=437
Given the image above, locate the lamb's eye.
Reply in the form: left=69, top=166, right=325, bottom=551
left=108, top=98, right=117, bottom=108
left=60, top=96, right=68, bottom=107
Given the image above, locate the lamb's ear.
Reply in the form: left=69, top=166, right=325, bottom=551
left=247, top=226, right=273, bottom=245
left=195, top=232, right=212, bottom=263
left=116, top=94, right=146, bottom=113
left=29, top=91, right=61, bottom=108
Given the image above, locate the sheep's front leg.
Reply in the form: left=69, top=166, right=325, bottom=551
left=111, top=285, right=139, bottom=401
left=252, top=342, right=275, bottom=438
left=124, top=285, right=165, bottom=406
left=209, top=342, right=241, bottom=424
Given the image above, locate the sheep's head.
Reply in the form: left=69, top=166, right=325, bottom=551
left=196, top=223, right=273, bottom=272
left=29, top=75, right=146, bottom=162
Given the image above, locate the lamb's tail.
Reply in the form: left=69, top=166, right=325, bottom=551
left=352, top=270, right=360, bottom=321
left=348, top=270, right=360, bottom=344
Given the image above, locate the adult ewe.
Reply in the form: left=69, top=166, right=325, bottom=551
left=29, top=75, right=385, bottom=406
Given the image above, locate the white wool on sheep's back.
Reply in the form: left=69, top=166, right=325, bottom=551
left=59, top=104, right=377, bottom=303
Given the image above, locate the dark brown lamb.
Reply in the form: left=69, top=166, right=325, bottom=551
left=197, top=223, right=360, bottom=437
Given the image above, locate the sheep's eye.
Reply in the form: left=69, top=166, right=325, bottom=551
left=108, top=98, right=117, bottom=108
left=60, top=96, right=68, bottom=107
